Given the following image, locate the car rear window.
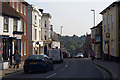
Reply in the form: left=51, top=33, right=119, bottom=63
left=27, top=55, right=44, bottom=60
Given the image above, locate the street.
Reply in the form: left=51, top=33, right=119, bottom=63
left=2, top=58, right=106, bottom=79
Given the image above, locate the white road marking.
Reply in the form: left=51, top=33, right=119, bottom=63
left=59, top=64, right=68, bottom=72
left=46, top=73, right=57, bottom=78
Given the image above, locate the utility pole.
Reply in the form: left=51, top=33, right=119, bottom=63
left=91, top=9, right=95, bottom=27
left=61, top=26, right=63, bottom=36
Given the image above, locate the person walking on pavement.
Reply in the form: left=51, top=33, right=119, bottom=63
left=90, top=50, right=95, bottom=61
left=13, top=50, right=21, bottom=68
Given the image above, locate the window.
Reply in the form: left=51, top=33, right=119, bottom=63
left=24, top=22, right=26, bottom=35
left=21, top=20, right=23, bottom=31
left=21, top=42, right=23, bottom=56
left=24, top=42, right=26, bottom=55
left=35, top=29, right=37, bottom=40
left=13, top=19, right=17, bottom=31
left=39, top=19, right=41, bottom=27
left=107, top=13, right=109, bottom=31
left=44, top=57, right=49, bottom=61
left=51, top=30, right=53, bottom=38
left=104, top=41, right=106, bottom=53
left=35, top=15, right=37, bottom=24
left=44, top=31, right=47, bottom=40
left=27, top=55, right=44, bottom=60
left=45, top=20, right=47, bottom=27
left=103, top=18, right=106, bottom=32
left=111, top=40, right=114, bottom=56
left=16, top=2, right=19, bottom=12
left=111, top=13, right=114, bottom=30
left=12, top=1, right=14, bottom=8
left=4, top=16, right=9, bottom=32
left=39, top=31, right=41, bottom=40
left=21, top=3, right=22, bottom=13
left=24, top=5, right=26, bottom=15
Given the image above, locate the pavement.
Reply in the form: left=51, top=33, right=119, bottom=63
left=0, top=61, right=24, bottom=78
left=85, top=58, right=120, bottom=78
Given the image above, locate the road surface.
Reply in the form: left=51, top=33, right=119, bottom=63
left=2, top=58, right=105, bottom=79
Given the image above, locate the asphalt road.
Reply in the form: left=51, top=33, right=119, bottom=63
left=2, top=58, right=105, bottom=79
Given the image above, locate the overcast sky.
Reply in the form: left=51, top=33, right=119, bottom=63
left=25, top=0, right=117, bottom=37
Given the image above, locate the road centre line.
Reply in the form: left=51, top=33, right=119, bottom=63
left=46, top=73, right=57, bottom=78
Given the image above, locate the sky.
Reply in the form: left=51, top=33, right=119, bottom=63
left=25, top=0, right=117, bottom=37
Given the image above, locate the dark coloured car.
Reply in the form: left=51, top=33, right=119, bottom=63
left=23, top=54, right=53, bottom=73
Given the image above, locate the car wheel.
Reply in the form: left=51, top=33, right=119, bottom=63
left=24, top=69, right=29, bottom=74
left=51, top=65, right=53, bottom=70
left=44, top=66, right=48, bottom=73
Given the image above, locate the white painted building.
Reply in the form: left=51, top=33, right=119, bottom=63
left=41, top=13, right=51, bottom=41
left=41, top=13, right=52, bottom=55
left=27, top=5, right=42, bottom=55
left=0, top=2, right=23, bottom=69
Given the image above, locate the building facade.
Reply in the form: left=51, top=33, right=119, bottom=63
left=90, top=21, right=102, bottom=59
left=100, top=1, right=120, bottom=61
left=41, top=13, right=52, bottom=55
left=0, top=2, right=23, bottom=68
left=27, top=5, right=42, bottom=55
left=9, top=1, right=29, bottom=60
left=82, top=34, right=91, bottom=58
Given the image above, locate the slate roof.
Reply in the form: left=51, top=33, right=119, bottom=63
left=0, top=2, right=22, bottom=19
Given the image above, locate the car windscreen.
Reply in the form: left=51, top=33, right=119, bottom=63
left=27, top=55, right=44, bottom=60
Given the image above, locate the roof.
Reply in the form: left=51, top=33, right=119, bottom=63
left=42, top=13, right=52, bottom=19
left=19, top=0, right=29, bottom=6
left=0, top=2, right=22, bottom=19
left=90, top=21, right=102, bottom=29
left=100, top=1, right=120, bottom=14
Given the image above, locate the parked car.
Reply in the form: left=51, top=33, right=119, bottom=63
left=23, top=54, right=53, bottom=73
left=74, top=53, right=84, bottom=58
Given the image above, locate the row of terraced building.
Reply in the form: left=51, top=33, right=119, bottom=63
left=0, top=0, right=60, bottom=69
left=91, top=1, right=120, bottom=62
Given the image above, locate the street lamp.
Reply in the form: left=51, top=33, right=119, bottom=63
left=91, top=9, right=95, bottom=27
left=61, top=26, right=63, bottom=36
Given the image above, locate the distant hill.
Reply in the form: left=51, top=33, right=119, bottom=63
left=58, top=34, right=86, bottom=55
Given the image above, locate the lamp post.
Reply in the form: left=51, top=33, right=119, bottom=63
left=61, top=26, right=63, bottom=36
left=91, top=9, right=95, bottom=27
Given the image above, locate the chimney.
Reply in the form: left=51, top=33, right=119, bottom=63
left=39, top=9, right=43, bottom=13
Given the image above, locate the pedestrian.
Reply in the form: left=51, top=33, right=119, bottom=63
left=90, top=50, right=95, bottom=61
left=13, top=50, right=21, bottom=68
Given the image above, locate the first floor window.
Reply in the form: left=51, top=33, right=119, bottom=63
left=13, top=19, right=18, bottom=31
left=44, top=31, right=47, bottom=40
left=4, top=16, right=9, bottom=32
left=21, top=3, right=23, bottom=13
left=24, top=5, right=26, bottom=15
